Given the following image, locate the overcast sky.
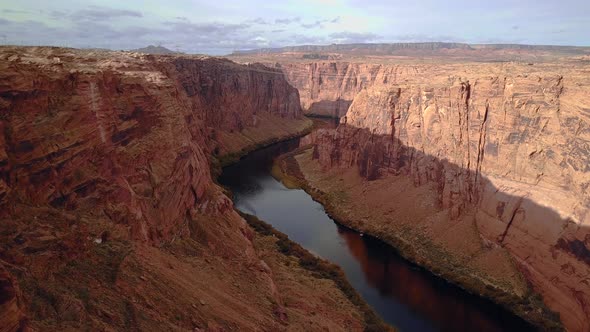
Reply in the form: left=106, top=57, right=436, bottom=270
left=0, top=0, right=588, bottom=54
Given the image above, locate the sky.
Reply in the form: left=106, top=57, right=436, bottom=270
left=0, top=0, right=588, bottom=55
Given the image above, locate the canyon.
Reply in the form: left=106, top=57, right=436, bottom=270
left=1, top=42, right=589, bottom=332
left=0, top=46, right=386, bottom=331
left=232, top=45, right=590, bottom=331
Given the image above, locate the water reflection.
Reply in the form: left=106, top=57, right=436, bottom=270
left=336, top=227, right=532, bottom=332
left=219, top=135, right=535, bottom=332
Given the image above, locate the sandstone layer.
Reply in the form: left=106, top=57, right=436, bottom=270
left=0, top=46, right=379, bottom=331
left=260, top=55, right=590, bottom=331
left=276, top=62, right=385, bottom=118
left=251, top=62, right=431, bottom=118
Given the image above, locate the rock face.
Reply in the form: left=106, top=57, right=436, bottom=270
left=304, top=61, right=590, bottom=331
left=277, top=62, right=390, bottom=117
left=0, top=47, right=369, bottom=331
left=0, top=263, right=27, bottom=332
left=130, top=45, right=180, bottom=55
left=0, top=48, right=301, bottom=243
left=232, top=44, right=590, bottom=118
left=166, top=59, right=301, bottom=133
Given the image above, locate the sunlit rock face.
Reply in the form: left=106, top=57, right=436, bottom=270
left=278, top=62, right=390, bottom=118
left=278, top=62, right=434, bottom=118
left=303, top=60, right=590, bottom=331
left=0, top=47, right=326, bottom=331
left=0, top=48, right=302, bottom=244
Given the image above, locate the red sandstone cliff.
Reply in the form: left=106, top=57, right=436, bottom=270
left=0, top=47, right=370, bottom=331
left=0, top=263, right=27, bottom=332
left=278, top=62, right=376, bottom=117
left=0, top=48, right=302, bottom=242
left=277, top=62, right=415, bottom=118
left=295, top=60, right=590, bottom=331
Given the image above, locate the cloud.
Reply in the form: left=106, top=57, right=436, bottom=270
left=246, top=17, right=268, bottom=25
left=3, top=9, right=29, bottom=14
left=75, top=6, right=142, bottom=20
left=286, top=34, right=328, bottom=45
left=251, top=36, right=269, bottom=46
left=49, top=6, right=142, bottom=22
left=301, top=20, right=324, bottom=29
left=275, top=17, right=301, bottom=24
left=300, top=17, right=341, bottom=29
left=0, top=15, right=259, bottom=53
left=3, top=2, right=584, bottom=55
left=390, top=33, right=464, bottom=43
left=0, top=9, right=377, bottom=54
left=329, top=31, right=380, bottom=43
left=163, top=20, right=250, bottom=34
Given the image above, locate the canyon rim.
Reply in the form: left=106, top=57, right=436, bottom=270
left=1, top=1, right=590, bottom=331
left=232, top=43, right=590, bottom=331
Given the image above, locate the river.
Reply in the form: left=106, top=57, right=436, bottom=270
left=218, top=135, right=535, bottom=332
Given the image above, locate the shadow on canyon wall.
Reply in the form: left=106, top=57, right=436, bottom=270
left=306, top=99, right=351, bottom=118
left=311, top=124, right=590, bottom=330
left=219, top=135, right=537, bottom=332
left=336, top=226, right=534, bottom=332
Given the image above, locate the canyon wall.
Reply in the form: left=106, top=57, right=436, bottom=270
left=277, top=62, right=387, bottom=117
left=0, top=47, right=372, bottom=331
left=301, top=60, right=590, bottom=330
left=0, top=48, right=302, bottom=243
left=277, top=62, right=458, bottom=118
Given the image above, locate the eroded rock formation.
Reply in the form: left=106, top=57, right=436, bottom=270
left=0, top=263, right=27, bottom=332
left=276, top=62, right=434, bottom=118
left=302, top=60, right=590, bottom=331
left=0, top=47, right=370, bottom=331
left=278, top=62, right=381, bottom=117
left=0, top=48, right=301, bottom=243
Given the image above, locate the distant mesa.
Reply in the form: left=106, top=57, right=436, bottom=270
left=130, top=45, right=182, bottom=55
left=231, top=42, right=590, bottom=58
left=232, top=42, right=473, bottom=55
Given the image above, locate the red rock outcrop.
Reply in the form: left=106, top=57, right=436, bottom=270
left=0, top=47, right=370, bottom=331
left=277, top=62, right=378, bottom=117
left=0, top=263, right=27, bottom=332
left=302, top=60, right=590, bottom=331
left=0, top=48, right=301, bottom=243
left=277, top=62, right=423, bottom=118
left=233, top=47, right=590, bottom=118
